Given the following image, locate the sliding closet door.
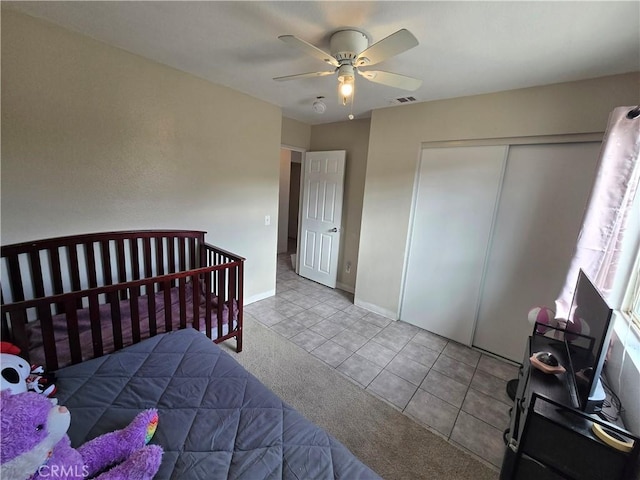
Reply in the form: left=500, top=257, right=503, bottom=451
left=472, top=142, right=600, bottom=361
left=401, top=146, right=507, bottom=345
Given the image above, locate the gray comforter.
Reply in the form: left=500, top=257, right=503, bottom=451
left=54, top=328, right=380, bottom=479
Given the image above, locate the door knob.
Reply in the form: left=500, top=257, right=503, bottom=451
left=329, top=227, right=339, bottom=233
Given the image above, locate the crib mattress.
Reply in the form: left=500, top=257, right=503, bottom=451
left=28, top=282, right=236, bottom=369
left=54, top=328, right=380, bottom=479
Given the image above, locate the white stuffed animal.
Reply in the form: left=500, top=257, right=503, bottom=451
left=0, top=342, right=30, bottom=394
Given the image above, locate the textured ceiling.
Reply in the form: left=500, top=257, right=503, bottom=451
left=5, top=1, right=639, bottom=125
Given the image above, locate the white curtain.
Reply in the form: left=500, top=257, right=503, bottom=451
left=555, top=106, right=640, bottom=320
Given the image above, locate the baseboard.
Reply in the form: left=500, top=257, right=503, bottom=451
left=353, top=298, right=398, bottom=321
left=244, top=289, right=275, bottom=305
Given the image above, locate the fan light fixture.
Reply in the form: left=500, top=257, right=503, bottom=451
left=338, top=65, right=355, bottom=105
left=275, top=28, right=421, bottom=119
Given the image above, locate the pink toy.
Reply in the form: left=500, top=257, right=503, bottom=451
left=565, top=311, right=591, bottom=342
left=527, top=306, right=557, bottom=335
left=0, top=391, right=162, bottom=480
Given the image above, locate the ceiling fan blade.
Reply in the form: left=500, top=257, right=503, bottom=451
left=356, top=29, right=419, bottom=66
left=279, top=35, right=340, bottom=67
left=358, top=70, right=422, bottom=91
left=274, top=71, right=336, bottom=81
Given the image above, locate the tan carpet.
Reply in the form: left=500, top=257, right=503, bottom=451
left=220, top=317, right=500, bottom=480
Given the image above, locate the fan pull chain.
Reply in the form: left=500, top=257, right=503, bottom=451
left=348, top=80, right=355, bottom=120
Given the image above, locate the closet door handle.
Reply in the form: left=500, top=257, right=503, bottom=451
left=329, top=227, right=339, bottom=233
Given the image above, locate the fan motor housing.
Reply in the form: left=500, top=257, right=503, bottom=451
left=330, top=29, right=369, bottom=62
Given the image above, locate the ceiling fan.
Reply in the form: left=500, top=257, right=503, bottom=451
left=274, top=28, right=422, bottom=106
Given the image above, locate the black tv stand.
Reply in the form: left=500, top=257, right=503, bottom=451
left=500, top=334, right=640, bottom=480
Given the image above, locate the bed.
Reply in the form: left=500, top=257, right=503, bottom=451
left=54, top=328, right=379, bottom=479
left=1, top=230, right=380, bottom=479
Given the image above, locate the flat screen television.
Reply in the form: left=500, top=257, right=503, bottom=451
left=563, top=269, right=614, bottom=413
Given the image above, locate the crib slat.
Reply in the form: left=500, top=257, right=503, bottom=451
left=1, top=292, right=9, bottom=341
left=36, top=305, right=57, bottom=370
left=116, top=239, right=127, bottom=300
left=8, top=310, right=29, bottom=361
left=217, top=268, right=226, bottom=340
left=64, top=298, right=82, bottom=365
left=156, top=237, right=165, bottom=277
left=167, top=238, right=176, bottom=275
left=147, top=286, right=157, bottom=336
left=191, top=274, right=199, bottom=332
left=100, top=240, right=113, bottom=286
left=108, top=291, right=123, bottom=351
left=48, top=248, right=65, bottom=315
left=178, top=277, right=187, bottom=329
left=29, top=251, right=46, bottom=299
left=198, top=236, right=206, bottom=269
left=67, top=245, right=82, bottom=292
left=163, top=280, right=172, bottom=332
left=130, top=287, right=141, bottom=344
left=88, top=293, right=103, bottom=358
left=85, top=242, right=98, bottom=289
left=67, top=245, right=83, bottom=310
left=178, top=239, right=187, bottom=272
left=169, top=239, right=179, bottom=288
left=212, top=255, right=219, bottom=293
left=204, top=273, right=212, bottom=339
left=143, top=237, right=153, bottom=279
left=6, top=254, right=25, bottom=303
left=189, top=237, right=197, bottom=270
left=228, top=266, right=237, bottom=332
left=130, top=238, right=140, bottom=281
left=49, top=248, right=63, bottom=295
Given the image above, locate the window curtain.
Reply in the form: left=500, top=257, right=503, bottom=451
left=555, top=106, right=640, bottom=321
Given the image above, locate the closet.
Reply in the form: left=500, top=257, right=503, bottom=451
left=400, top=140, right=601, bottom=361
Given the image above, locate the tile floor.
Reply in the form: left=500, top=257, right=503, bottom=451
left=244, top=252, right=520, bottom=470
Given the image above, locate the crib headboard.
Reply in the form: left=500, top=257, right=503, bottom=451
left=1, top=230, right=207, bottom=305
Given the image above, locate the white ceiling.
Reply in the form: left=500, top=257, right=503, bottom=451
left=5, top=1, right=639, bottom=125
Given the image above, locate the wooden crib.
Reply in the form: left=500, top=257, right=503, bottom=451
left=1, top=230, right=244, bottom=371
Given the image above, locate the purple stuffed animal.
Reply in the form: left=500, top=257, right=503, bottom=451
left=0, top=391, right=162, bottom=480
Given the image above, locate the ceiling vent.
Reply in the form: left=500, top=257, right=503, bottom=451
left=389, top=96, right=418, bottom=105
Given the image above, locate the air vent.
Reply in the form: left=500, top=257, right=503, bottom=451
left=389, top=96, right=418, bottom=105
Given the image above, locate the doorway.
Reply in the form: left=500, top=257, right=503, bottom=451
left=278, top=147, right=347, bottom=288
left=288, top=155, right=302, bottom=254
left=278, top=147, right=304, bottom=260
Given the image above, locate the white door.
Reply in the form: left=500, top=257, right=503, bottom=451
left=401, top=146, right=507, bottom=345
left=298, top=150, right=346, bottom=288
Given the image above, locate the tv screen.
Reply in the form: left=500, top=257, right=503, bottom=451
left=563, top=269, right=613, bottom=412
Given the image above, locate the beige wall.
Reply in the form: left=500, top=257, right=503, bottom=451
left=357, top=72, right=640, bottom=317
left=310, top=118, right=370, bottom=292
left=281, top=117, right=311, bottom=150
left=1, top=10, right=282, bottom=302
